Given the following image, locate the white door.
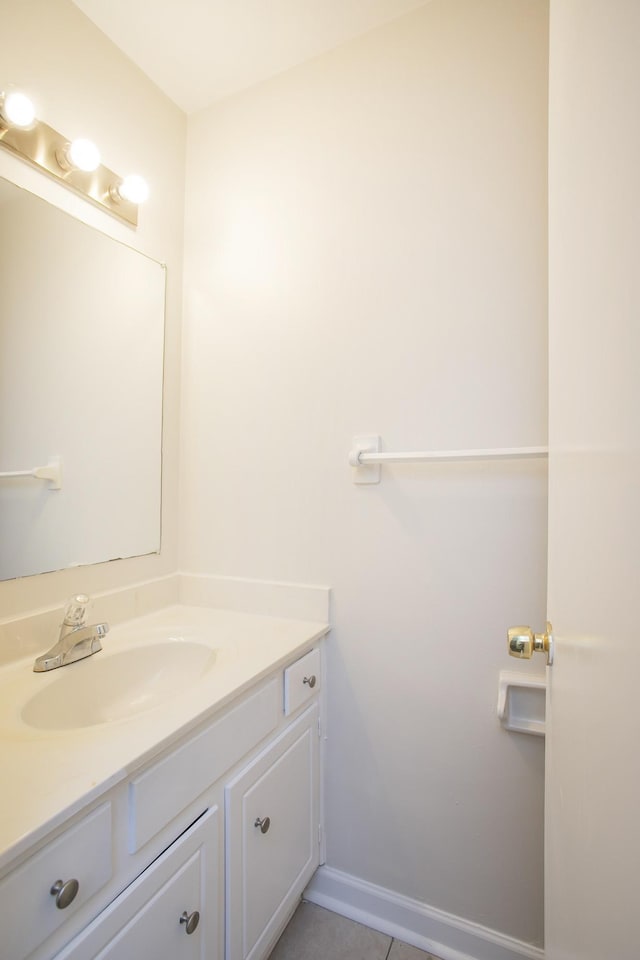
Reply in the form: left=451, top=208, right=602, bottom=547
left=545, top=2, right=640, bottom=958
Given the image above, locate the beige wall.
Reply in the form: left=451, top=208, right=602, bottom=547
left=0, top=0, right=186, bottom=617
left=182, top=0, right=548, bottom=947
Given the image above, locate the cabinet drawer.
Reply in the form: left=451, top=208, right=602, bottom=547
left=283, top=648, right=320, bottom=716
left=0, top=802, right=112, bottom=960
left=57, top=806, right=219, bottom=960
left=129, top=678, right=280, bottom=852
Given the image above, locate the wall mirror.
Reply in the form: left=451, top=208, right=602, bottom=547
left=0, top=176, right=165, bottom=581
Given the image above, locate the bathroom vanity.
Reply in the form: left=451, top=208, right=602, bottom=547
left=0, top=606, right=328, bottom=960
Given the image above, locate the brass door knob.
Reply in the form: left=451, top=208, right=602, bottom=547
left=508, top=622, right=554, bottom=666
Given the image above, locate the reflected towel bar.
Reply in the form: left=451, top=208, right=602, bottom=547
left=0, top=456, right=62, bottom=490
left=349, top=435, right=547, bottom=484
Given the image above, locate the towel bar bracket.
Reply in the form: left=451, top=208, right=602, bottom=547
left=0, top=456, right=63, bottom=490
left=349, top=435, right=381, bottom=484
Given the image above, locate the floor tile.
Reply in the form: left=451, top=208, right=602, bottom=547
left=388, top=939, right=440, bottom=960
left=268, top=901, right=392, bottom=960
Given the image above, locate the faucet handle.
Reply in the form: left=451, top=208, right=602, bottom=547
left=63, top=594, right=90, bottom=627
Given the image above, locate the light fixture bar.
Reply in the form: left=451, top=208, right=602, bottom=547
left=0, top=114, right=139, bottom=226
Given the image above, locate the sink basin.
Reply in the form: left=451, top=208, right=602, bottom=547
left=21, top=641, right=217, bottom=730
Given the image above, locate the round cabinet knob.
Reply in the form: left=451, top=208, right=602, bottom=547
left=254, top=816, right=271, bottom=834
left=180, top=910, right=200, bottom=935
left=303, top=675, right=316, bottom=688
left=50, top=878, right=80, bottom=910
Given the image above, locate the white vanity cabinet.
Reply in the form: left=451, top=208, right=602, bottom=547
left=2, top=640, right=324, bottom=960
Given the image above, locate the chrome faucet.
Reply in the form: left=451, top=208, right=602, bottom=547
left=33, top=594, right=109, bottom=673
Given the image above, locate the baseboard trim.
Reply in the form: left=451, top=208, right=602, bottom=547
left=304, top=866, right=543, bottom=960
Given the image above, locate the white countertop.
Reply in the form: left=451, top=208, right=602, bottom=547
left=0, top=605, right=329, bottom=874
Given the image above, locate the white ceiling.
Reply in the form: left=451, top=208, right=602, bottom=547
left=71, top=0, right=428, bottom=114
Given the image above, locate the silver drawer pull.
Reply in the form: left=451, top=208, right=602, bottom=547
left=303, top=675, right=316, bottom=688
left=180, top=910, right=200, bottom=935
left=50, top=878, right=79, bottom=910
left=254, top=816, right=271, bottom=834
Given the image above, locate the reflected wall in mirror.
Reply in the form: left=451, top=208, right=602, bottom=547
left=0, top=177, right=165, bottom=581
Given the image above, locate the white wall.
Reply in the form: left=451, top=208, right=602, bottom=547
left=0, top=0, right=185, bottom=618
left=182, top=0, right=548, bottom=947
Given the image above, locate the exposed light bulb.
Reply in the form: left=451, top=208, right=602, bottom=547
left=115, top=174, right=149, bottom=205
left=57, top=138, right=101, bottom=173
left=67, top=138, right=101, bottom=172
left=1, top=91, right=36, bottom=128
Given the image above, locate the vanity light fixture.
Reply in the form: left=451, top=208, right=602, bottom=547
left=0, top=87, right=147, bottom=227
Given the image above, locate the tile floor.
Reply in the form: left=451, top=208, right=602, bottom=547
left=268, top=901, right=442, bottom=960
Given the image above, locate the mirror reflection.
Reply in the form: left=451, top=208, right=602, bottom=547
left=0, top=177, right=165, bottom=581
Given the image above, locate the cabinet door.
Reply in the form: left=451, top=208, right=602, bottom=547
left=226, top=706, right=319, bottom=960
left=57, top=806, right=219, bottom=960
